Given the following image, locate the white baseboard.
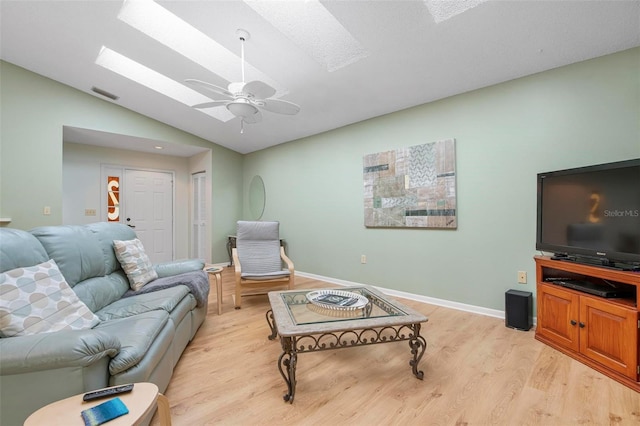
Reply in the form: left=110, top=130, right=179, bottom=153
left=296, top=271, right=507, bottom=320
left=214, top=267, right=537, bottom=324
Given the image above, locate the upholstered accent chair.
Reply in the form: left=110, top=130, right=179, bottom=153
left=232, top=221, right=294, bottom=309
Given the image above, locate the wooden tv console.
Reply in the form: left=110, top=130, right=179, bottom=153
left=535, top=255, right=640, bottom=392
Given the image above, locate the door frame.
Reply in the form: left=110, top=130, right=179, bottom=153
left=101, top=164, right=176, bottom=261
left=191, top=171, right=208, bottom=260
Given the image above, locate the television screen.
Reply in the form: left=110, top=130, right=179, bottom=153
left=536, top=159, right=640, bottom=268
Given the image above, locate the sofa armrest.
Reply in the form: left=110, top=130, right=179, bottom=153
left=0, top=329, right=120, bottom=375
left=154, top=259, right=205, bottom=278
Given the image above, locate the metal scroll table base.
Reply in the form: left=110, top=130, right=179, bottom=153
left=266, top=309, right=427, bottom=403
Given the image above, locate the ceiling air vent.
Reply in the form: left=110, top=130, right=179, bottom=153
left=91, top=86, right=119, bottom=101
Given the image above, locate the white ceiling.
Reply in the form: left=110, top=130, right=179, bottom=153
left=2, top=0, right=639, bottom=155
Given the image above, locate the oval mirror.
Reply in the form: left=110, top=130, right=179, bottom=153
left=249, top=175, right=266, bottom=220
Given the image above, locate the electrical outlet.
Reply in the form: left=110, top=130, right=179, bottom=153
left=85, top=209, right=96, bottom=216
left=43, top=206, right=51, bottom=215
left=517, top=271, right=527, bottom=284
left=361, top=255, right=367, bottom=264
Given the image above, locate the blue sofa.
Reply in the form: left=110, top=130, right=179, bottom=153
left=0, top=222, right=209, bottom=425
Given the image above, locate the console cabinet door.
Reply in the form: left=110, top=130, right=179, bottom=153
left=579, top=297, right=639, bottom=380
left=537, top=284, right=580, bottom=352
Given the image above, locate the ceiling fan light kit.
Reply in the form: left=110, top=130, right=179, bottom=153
left=227, top=99, right=258, bottom=118
left=186, top=28, right=300, bottom=133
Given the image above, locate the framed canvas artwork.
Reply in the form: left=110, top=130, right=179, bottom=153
left=363, top=138, right=457, bottom=228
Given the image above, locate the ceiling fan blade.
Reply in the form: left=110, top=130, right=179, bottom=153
left=185, top=79, right=234, bottom=99
left=242, top=109, right=263, bottom=124
left=259, top=98, right=301, bottom=115
left=243, top=80, right=276, bottom=99
left=191, top=101, right=229, bottom=109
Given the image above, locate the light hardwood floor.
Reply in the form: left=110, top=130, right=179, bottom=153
left=152, top=268, right=640, bottom=425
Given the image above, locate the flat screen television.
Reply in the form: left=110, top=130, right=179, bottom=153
left=536, top=159, right=640, bottom=271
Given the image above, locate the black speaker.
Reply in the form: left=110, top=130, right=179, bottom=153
left=505, top=289, right=532, bottom=331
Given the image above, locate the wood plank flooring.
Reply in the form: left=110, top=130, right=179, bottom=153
left=152, top=268, right=640, bottom=425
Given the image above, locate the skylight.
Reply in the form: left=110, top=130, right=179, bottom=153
left=244, top=0, right=370, bottom=72
left=117, top=0, right=286, bottom=95
left=95, top=47, right=233, bottom=122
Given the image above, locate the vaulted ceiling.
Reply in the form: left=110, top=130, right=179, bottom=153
left=2, top=1, right=639, bottom=154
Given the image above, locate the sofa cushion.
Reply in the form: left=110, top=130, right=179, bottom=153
left=95, top=286, right=192, bottom=321
left=72, top=272, right=130, bottom=313
left=30, top=225, right=107, bottom=287
left=0, top=260, right=100, bottom=337
left=113, top=238, right=158, bottom=291
left=0, top=228, right=49, bottom=273
left=86, top=222, right=136, bottom=275
left=94, top=310, right=169, bottom=375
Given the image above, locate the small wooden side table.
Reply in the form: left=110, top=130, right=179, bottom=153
left=24, top=382, right=171, bottom=426
left=205, top=266, right=224, bottom=315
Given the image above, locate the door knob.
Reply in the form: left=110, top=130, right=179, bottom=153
left=570, top=320, right=577, bottom=326
left=579, top=322, right=585, bottom=328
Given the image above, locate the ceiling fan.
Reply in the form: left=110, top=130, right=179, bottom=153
left=185, top=29, right=300, bottom=132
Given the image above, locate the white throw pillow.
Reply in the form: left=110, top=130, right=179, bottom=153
left=113, top=238, right=158, bottom=291
left=0, top=259, right=100, bottom=337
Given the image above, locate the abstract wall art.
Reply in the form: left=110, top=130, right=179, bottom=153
left=363, top=138, right=457, bottom=228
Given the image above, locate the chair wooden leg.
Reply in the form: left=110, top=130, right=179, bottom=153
left=215, top=273, right=222, bottom=315
left=235, top=281, right=242, bottom=309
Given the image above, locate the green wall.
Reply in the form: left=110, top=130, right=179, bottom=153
left=0, top=60, right=243, bottom=263
left=243, top=48, right=640, bottom=311
left=2, top=48, right=638, bottom=311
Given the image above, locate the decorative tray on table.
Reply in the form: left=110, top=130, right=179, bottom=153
left=306, top=289, right=369, bottom=311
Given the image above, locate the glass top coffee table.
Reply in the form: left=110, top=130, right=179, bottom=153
left=266, top=286, right=428, bottom=403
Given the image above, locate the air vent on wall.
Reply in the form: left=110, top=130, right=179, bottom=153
left=91, top=86, right=119, bottom=101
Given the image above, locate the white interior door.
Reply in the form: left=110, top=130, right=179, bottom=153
left=192, top=172, right=207, bottom=261
left=124, top=169, right=174, bottom=263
